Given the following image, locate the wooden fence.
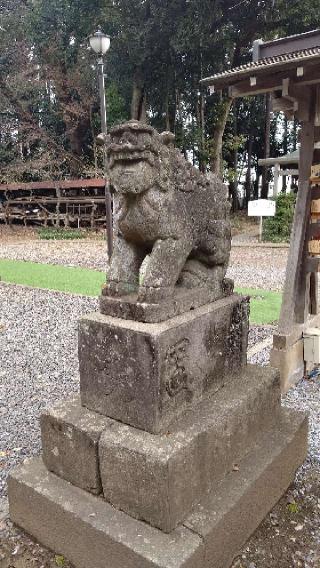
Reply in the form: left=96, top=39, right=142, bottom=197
left=0, top=179, right=107, bottom=228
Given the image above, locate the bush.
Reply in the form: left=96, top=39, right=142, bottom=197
left=38, top=227, right=87, bottom=240
left=262, top=193, right=296, bottom=243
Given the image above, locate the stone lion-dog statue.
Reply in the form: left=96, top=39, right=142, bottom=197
left=104, top=120, right=231, bottom=304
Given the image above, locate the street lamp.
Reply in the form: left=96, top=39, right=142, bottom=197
left=89, top=29, right=113, bottom=260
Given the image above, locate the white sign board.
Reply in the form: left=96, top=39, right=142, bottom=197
left=248, top=199, right=276, bottom=217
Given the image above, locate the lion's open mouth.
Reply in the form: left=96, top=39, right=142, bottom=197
left=108, top=148, right=156, bottom=168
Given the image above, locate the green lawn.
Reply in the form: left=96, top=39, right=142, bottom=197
left=0, top=259, right=281, bottom=325
left=235, top=287, right=282, bottom=326
left=0, top=259, right=106, bottom=297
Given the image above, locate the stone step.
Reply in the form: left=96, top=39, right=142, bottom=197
left=8, top=409, right=308, bottom=568
left=184, top=409, right=308, bottom=568
left=40, top=397, right=112, bottom=495
left=41, top=365, right=280, bottom=533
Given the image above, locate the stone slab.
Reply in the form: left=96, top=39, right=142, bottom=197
left=8, top=458, right=204, bottom=568
left=79, top=295, right=249, bottom=434
left=99, top=365, right=281, bottom=532
left=100, top=280, right=234, bottom=323
left=8, top=409, right=307, bottom=568
left=185, top=409, right=308, bottom=568
left=41, top=397, right=112, bottom=495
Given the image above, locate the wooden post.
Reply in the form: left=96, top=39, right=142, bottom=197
left=271, top=87, right=317, bottom=392
left=56, top=187, right=61, bottom=227
left=278, top=89, right=316, bottom=333
left=310, top=272, right=319, bottom=315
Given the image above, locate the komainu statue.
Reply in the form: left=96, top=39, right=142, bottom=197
left=104, top=120, right=231, bottom=304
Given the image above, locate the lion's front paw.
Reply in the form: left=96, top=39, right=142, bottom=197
left=138, top=285, right=173, bottom=304
left=106, top=280, right=137, bottom=297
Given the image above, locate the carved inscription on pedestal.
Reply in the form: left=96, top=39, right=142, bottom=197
left=165, top=339, right=190, bottom=397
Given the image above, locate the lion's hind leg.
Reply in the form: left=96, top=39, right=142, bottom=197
left=178, top=259, right=231, bottom=299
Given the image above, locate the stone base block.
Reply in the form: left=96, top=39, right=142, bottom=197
left=41, top=397, right=111, bottom=495
left=9, top=458, right=203, bottom=568
left=99, top=365, right=281, bottom=532
left=100, top=279, right=234, bottom=324
left=8, top=409, right=308, bottom=568
left=185, top=409, right=308, bottom=567
left=79, top=295, right=249, bottom=434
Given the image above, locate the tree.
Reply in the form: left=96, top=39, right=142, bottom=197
left=1, top=0, right=320, bottom=185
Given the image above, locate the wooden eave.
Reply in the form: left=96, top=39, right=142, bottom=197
left=201, top=48, right=320, bottom=99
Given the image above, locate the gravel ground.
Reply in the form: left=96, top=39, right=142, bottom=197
left=0, top=239, right=288, bottom=291
left=229, top=246, right=288, bottom=291
left=0, top=240, right=108, bottom=271
left=0, top=283, right=98, bottom=497
left=0, top=283, right=319, bottom=567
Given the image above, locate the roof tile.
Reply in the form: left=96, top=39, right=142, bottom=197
left=203, top=46, right=320, bottom=87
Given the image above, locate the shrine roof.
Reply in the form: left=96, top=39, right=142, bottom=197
left=202, top=29, right=320, bottom=93
left=202, top=47, right=320, bottom=91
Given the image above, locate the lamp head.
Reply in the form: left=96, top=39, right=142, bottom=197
left=89, top=29, right=110, bottom=55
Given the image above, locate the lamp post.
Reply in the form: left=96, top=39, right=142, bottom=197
left=89, top=29, right=113, bottom=260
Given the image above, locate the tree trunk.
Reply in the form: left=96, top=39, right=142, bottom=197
left=199, top=90, right=206, bottom=172
left=229, top=102, right=239, bottom=210
left=261, top=93, right=271, bottom=198
left=52, top=66, right=90, bottom=172
left=176, top=89, right=187, bottom=157
left=164, top=77, right=176, bottom=133
left=131, top=68, right=146, bottom=122
left=245, top=133, right=254, bottom=207
left=196, top=89, right=206, bottom=172
left=90, top=105, right=99, bottom=176
left=165, top=90, right=171, bottom=131
left=210, top=96, right=233, bottom=176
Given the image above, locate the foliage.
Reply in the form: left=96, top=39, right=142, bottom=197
left=1, top=0, right=320, bottom=184
left=263, top=193, right=296, bottom=243
left=287, top=502, right=300, bottom=514
left=38, top=227, right=87, bottom=240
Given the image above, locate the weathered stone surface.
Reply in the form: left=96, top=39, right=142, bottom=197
left=100, top=279, right=234, bottom=323
left=8, top=458, right=204, bottom=568
left=99, top=365, right=281, bottom=532
left=185, top=409, right=308, bottom=568
left=41, top=397, right=111, bottom=495
left=8, top=408, right=307, bottom=568
left=79, top=295, right=249, bottom=433
left=104, top=120, right=231, bottom=304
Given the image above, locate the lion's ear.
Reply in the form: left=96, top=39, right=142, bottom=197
left=160, top=131, right=175, bottom=147
left=96, top=133, right=111, bottom=147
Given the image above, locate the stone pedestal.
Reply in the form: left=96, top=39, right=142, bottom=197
left=79, top=295, right=249, bottom=433
left=8, top=294, right=308, bottom=568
